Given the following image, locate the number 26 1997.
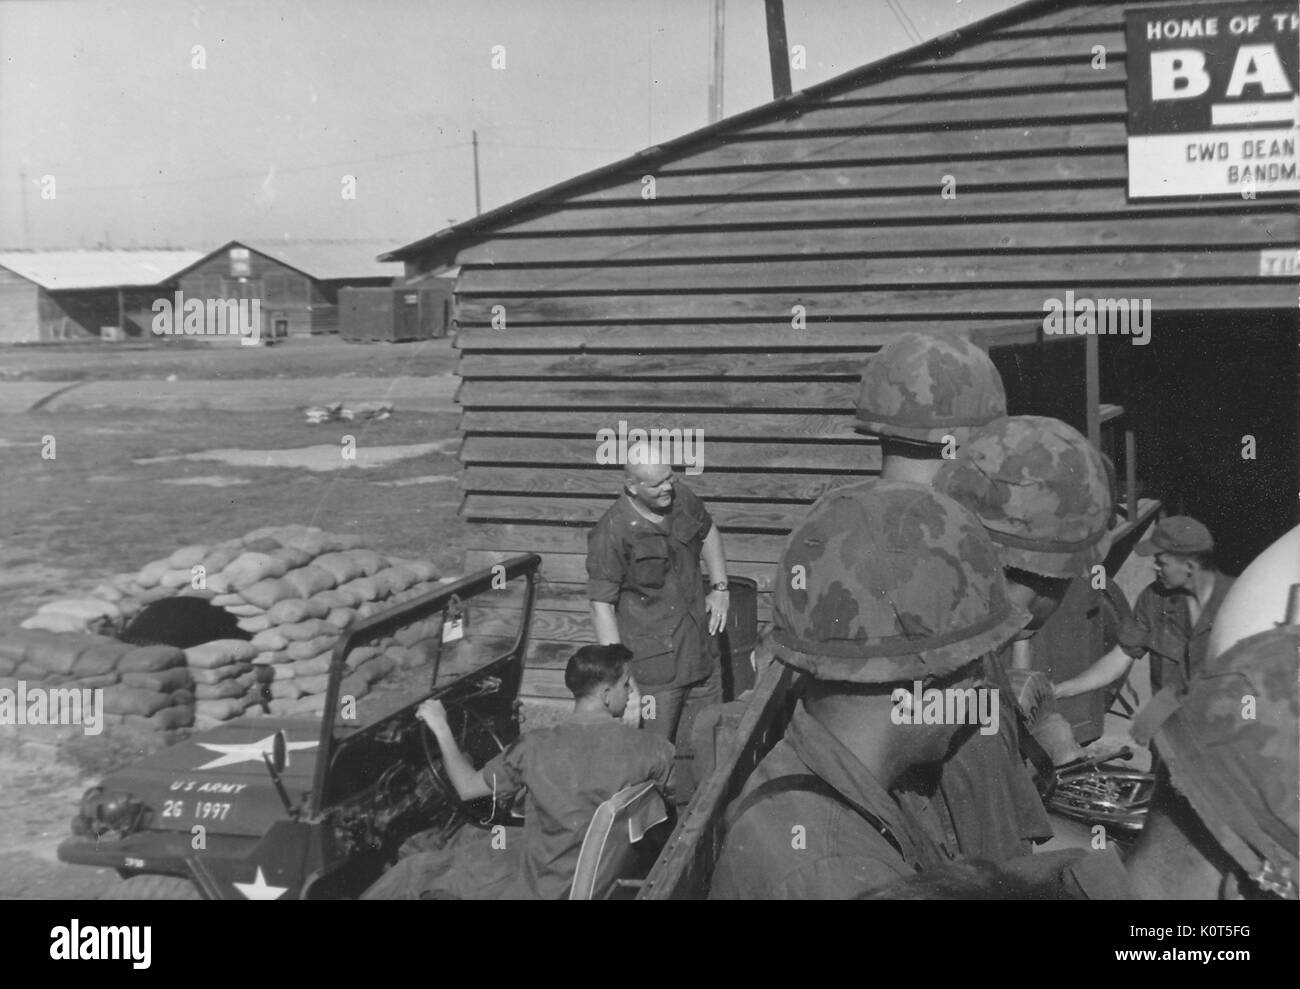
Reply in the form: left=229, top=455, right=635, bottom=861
left=160, top=800, right=232, bottom=821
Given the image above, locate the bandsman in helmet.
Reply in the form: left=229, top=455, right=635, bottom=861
left=709, top=482, right=1030, bottom=898
left=934, top=415, right=1113, bottom=768
left=855, top=331, right=1007, bottom=484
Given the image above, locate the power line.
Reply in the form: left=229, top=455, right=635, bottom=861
left=884, top=0, right=924, bottom=46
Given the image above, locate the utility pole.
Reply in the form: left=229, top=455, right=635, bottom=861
left=19, top=169, right=31, bottom=247
left=472, top=130, right=482, bottom=216
left=764, top=0, right=791, bottom=99
left=708, top=0, right=725, bottom=123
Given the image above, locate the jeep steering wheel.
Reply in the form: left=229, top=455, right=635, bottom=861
left=418, top=700, right=508, bottom=828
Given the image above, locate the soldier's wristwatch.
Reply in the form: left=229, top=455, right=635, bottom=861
left=711, top=581, right=730, bottom=591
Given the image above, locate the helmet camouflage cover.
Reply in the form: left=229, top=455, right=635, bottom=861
left=770, top=480, right=1030, bottom=683
left=1154, top=624, right=1299, bottom=899
left=855, top=332, right=1007, bottom=444
left=933, top=415, right=1113, bottom=579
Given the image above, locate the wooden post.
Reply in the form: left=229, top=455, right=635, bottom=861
left=1125, top=427, right=1138, bottom=520
left=764, top=0, right=791, bottom=99
left=708, top=0, right=725, bottom=123
left=472, top=130, right=482, bottom=216
left=1085, top=333, right=1100, bottom=451
left=117, top=287, right=125, bottom=338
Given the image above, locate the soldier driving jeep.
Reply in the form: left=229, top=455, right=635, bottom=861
left=363, top=643, right=675, bottom=899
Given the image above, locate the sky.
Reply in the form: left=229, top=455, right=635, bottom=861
left=1, top=0, right=1019, bottom=253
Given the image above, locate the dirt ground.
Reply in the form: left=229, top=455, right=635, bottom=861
left=0, top=336, right=475, bottom=899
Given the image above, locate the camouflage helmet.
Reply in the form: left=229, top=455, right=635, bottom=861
left=933, top=415, right=1113, bottom=579
left=1153, top=624, right=1299, bottom=899
left=855, top=333, right=1007, bottom=445
left=771, top=480, right=1030, bottom=683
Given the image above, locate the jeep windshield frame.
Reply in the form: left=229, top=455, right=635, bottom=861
left=308, top=553, right=541, bottom=818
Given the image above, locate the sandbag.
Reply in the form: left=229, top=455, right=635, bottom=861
left=117, top=645, right=186, bottom=673
left=0, top=657, right=15, bottom=677
left=19, top=633, right=93, bottom=676
left=353, top=654, right=396, bottom=685
left=240, top=578, right=296, bottom=611
left=270, top=664, right=296, bottom=681
left=195, top=670, right=260, bottom=698
left=270, top=546, right=315, bottom=571
left=355, top=601, right=383, bottom=620
left=135, top=559, right=170, bottom=588
left=338, top=577, right=380, bottom=603
left=312, top=587, right=361, bottom=610
left=294, top=672, right=330, bottom=695
left=188, top=662, right=252, bottom=686
left=115, top=598, right=144, bottom=620
left=266, top=598, right=329, bottom=625
left=185, top=639, right=259, bottom=669
left=282, top=566, right=336, bottom=599
left=225, top=603, right=264, bottom=617
left=338, top=673, right=370, bottom=701
left=253, top=649, right=291, bottom=666
left=278, top=619, right=340, bottom=643
left=237, top=614, right=272, bottom=634
left=272, top=530, right=328, bottom=557
left=194, top=697, right=250, bottom=721
left=102, top=685, right=175, bottom=717
left=72, top=639, right=134, bottom=677
left=251, top=629, right=289, bottom=653
left=269, top=679, right=304, bottom=700
left=91, top=581, right=125, bottom=603
left=242, top=537, right=284, bottom=555
left=158, top=568, right=197, bottom=590
left=343, top=646, right=381, bottom=670
left=75, top=673, right=120, bottom=688
left=291, top=655, right=332, bottom=677
left=0, top=630, right=64, bottom=666
left=325, top=608, right=356, bottom=630
left=224, top=552, right=288, bottom=591
left=287, top=635, right=338, bottom=661
left=333, top=533, right=368, bottom=550
left=121, top=667, right=192, bottom=693
left=269, top=695, right=324, bottom=716
left=211, top=592, right=246, bottom=608
left=20, top=612, right=92, bottom=634
left=199, top=545, right=243, bottom=575
left=167, top=544, right=209, bottom=569
left=135, top=585, right=176, bottom=605
left=313, top=552, right=366, bottom=585
left=125, top=705, right=194, bottom=732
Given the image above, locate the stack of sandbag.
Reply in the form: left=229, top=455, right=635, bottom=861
left=0, top=630, right=194, bottom=736
left=184, top=639, right=265, bottom=732
left=17, top=526, right=451, bottom=727
left=20, top=598, right=123, bottom=634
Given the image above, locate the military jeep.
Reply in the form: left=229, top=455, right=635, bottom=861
left=57, top=554, right=541, bottom=900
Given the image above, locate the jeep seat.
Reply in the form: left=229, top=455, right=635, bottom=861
left=568, top=782, right=668, bottom=900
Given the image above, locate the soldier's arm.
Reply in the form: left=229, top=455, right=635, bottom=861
left=420, top=703, right=493, bottom=801
left=1053, top=644, right=1135, bottom=699
left=702, top=523, right=730, bottom=634
left=590, top=601, right=621, bottom=645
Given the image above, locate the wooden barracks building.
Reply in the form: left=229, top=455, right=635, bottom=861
left=383, top=0, right=1300, bottom=703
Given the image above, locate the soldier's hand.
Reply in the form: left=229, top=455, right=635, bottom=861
left=706, top=589, right=730, bottom=635
left=418, top=698, right=449, bottom=733
left=622, top=677, right=642, bottom=727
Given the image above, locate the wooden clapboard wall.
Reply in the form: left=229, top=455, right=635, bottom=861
left=395, top=0, right=1299, bottom=702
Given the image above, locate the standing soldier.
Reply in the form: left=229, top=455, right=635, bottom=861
left=1054, top=516, right=1234, bottom=747
left=856, top=333, right=1058, bottom=861
left=586, top=440, right=730, bottom=801
left=932, top=415, right=1115, bottom=862
left=855, top=331, right=1008, bottom=484
left=709, top=482, right=1030, bottom=898
left=1125, top=622, right=1298, bottom=900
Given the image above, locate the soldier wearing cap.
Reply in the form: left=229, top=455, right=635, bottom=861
left=1055, top=516, right=1233, bottom=746
left=855, top=332, right=1007, bottom=484
left=708, top=482, right=1031, bottom=899
left=1125, top=622, right=1298, bottom=899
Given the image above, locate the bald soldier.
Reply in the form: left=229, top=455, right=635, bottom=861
left=586, top=441, right=730, bottom=800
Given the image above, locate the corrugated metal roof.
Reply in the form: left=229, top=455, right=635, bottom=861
left=0, top=249, right=205, bottom=290
left=240, top=240, right=404, bottom=281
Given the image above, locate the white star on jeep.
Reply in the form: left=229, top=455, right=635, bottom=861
left=194, top=733, right=318, bottom=770
left=233, top=867, right=286, bottom=900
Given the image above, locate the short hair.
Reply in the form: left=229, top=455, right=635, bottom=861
left=1165, top=549, right=1216, bottom=572
left=565, top=644, right=633, bottom=698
